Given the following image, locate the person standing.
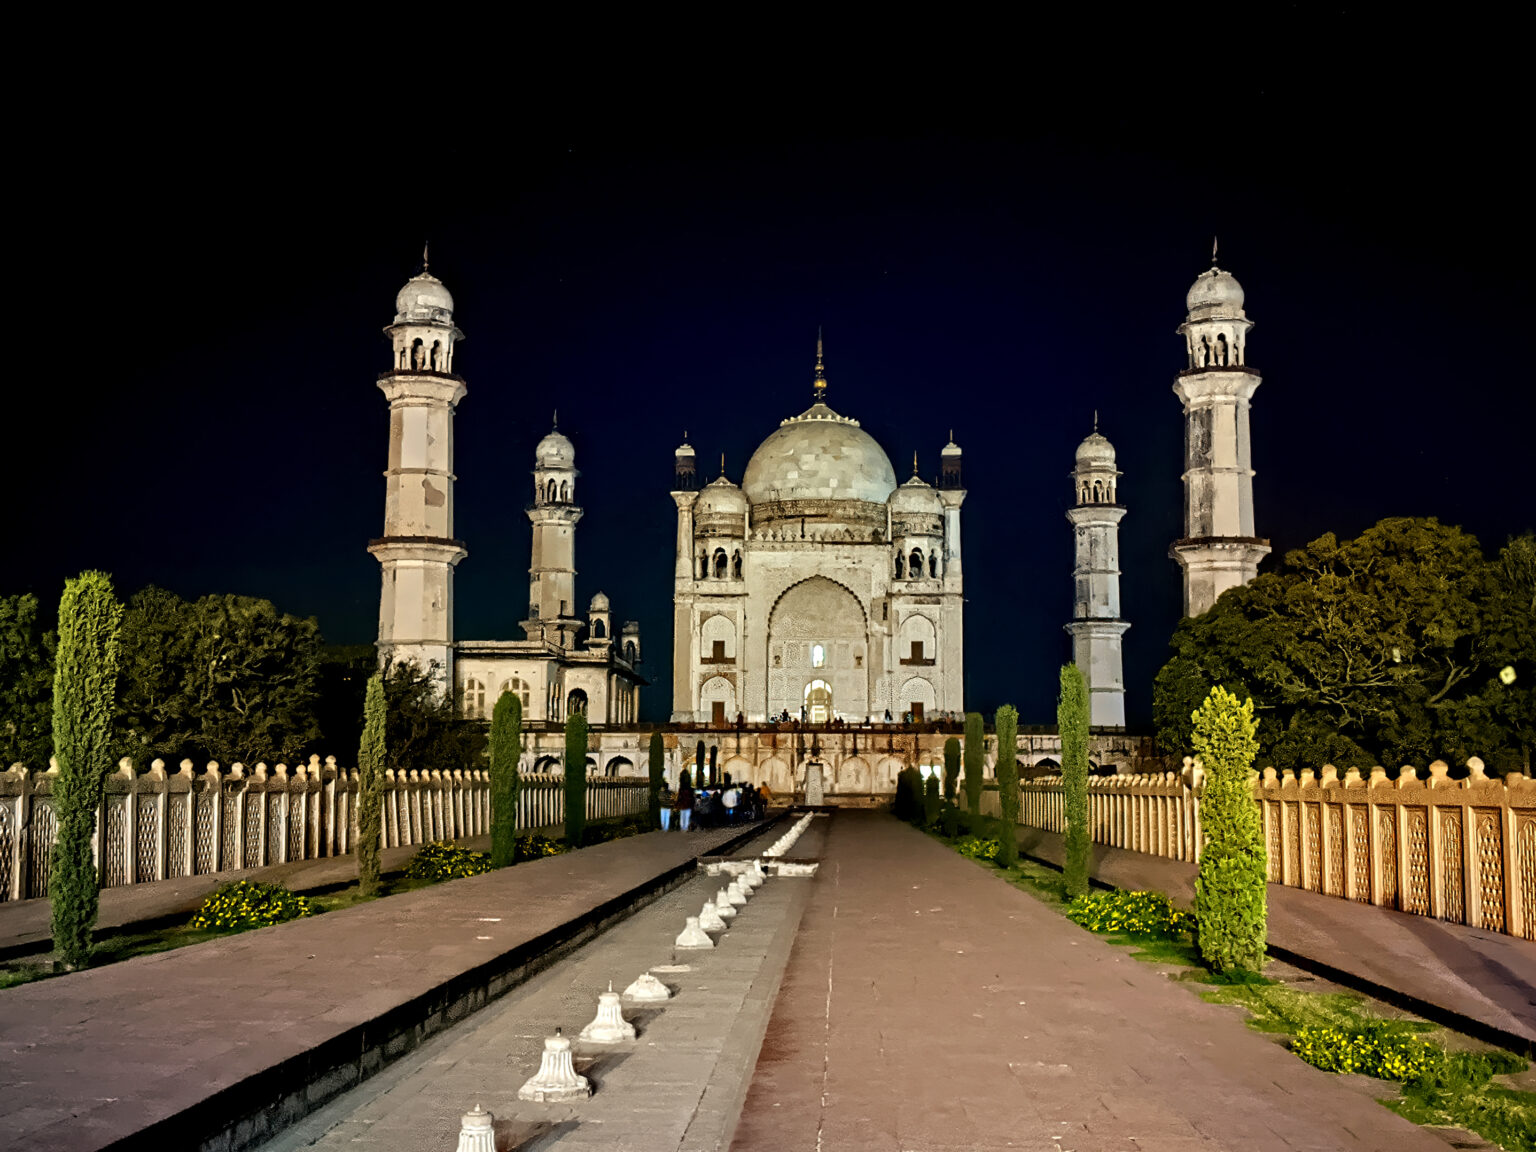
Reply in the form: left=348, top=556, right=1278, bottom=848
left=674, top=770, right=695, bottom=832
left=723, top=784, right=740, bottom=823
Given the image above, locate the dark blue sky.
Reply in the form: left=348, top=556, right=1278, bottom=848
left=11, top=23, right=1529, bottom=726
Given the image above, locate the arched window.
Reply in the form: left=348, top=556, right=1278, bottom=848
left=811, top=643, right=826, bottom=669
left=1092, top=480, right=1103, bottom=502
left=929, top=552, right=938, bottom=578
left=910, top=548, right=924, bottom=578
left=398, top=346, right=408, bottom=369
left=593, top=618, right=606, bottom=638
left=430, top=339, right=441, bottom=370
left=804, top=679, right=833, bottom=724
left=560, top=481, right=570, bottom=502
left=625, top=640, right=637, bottom=662
left=1216, top=333, right=1229, bottom=366
left=502, top=676, right=531, bottom=711
left=894, top=554, right=904, bottom=579
left=732, top=550, right=742, bottom=579
left=567, top=689, right=588, bottom=716
left=1106, top=483, right=1115, bottom=503
left=1081, top=482, right=1090, bottom=503
left=463, top=678, right=486, bottom=719
left=713, top=548, right=728, bottom=579
left=698, top=551, right=708, bottom=579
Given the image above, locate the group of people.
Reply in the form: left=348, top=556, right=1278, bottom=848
left=660, top=776, right=772, bottom=831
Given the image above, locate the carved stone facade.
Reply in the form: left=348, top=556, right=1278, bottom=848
left=670, top=342, right=965, bottom=723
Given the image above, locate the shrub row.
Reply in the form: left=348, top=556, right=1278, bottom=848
left=1063, top=890, right=1194, bottom=937
left=405, top=842, right=492, bottom=882
left=190, top=880, right=317, bottom=931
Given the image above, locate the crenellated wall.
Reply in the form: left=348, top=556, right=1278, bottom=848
left=999, top=757, right=1536, bottom=940
left=0, top=757, right=649, bottom=903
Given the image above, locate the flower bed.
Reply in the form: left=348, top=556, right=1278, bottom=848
left=189, top=881, right=317, bottom=931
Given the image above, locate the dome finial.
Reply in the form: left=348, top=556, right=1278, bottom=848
left=422, top=241, right=429, bottom=273
left=1211, top=235, right=1219, bottom=267
left=1093, top=409, right=1099, bottom=433
left=720, top=451, right=726, bottom=479
left=912, top=450, right=920, bottom=477
left=552, top=409, right=558, bottom=431
left=813, top=327, right=827, bottom=400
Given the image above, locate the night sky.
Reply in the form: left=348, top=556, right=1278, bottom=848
left=12, top=24, right=1528, bottom=727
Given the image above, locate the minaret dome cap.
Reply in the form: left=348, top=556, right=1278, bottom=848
left=394, top=272, right=455, bottom=323
left=589, top=591, right=610, bottom=612
left=536, top=428, right=575, bottom=468
left=1075, top=431, right=1117, bottom=468
left=1185, top=266, right=1245, bottom=318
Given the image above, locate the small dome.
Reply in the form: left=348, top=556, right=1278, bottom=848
left=1185, top=266, right=1245, bottom=318
left=743, top=403, right=897, bottom=505
left=536, top=429, right=575, bottom=468
left=589, top=591, right=610, bottom=613
left=1075, top=431, right=1116, bottom=468
left=695, top=475, right=748, bottom=517
left=394, top=272, right=455, bottom=323
left=889, top=475, right=943, bottom=515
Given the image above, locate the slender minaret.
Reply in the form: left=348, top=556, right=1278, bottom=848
left=1171, top=249, right=1270, bottom=616
left=1066, top=422, right=1129, bottom=729
left=368, top=255, right=466, bottom=691
left=524, top=418, right=584, bottom=648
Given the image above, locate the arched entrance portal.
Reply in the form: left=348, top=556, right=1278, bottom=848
left=804, top=679, right=832, bottom=724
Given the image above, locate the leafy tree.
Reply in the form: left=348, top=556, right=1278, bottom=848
left=941, top=735, right=961, bottom=835
left=564, top=711, right=588, bottom=847
left=50, top=572, right=123, bottom=969
left=647, top=731, right=664, bottom=829
left=489, top=689, right=522, bottom=867
left=963, top=712, right=984, bottom=816
left=357, top=673, right=386, bottom=896
left=1191, top=686, right=1267, bottom=974
left=1155, top=518, right=1534, bottom=773
left=994, top=704, right=1019, bottom=867
left=1059, top=664, right=1091, bottom=898
left=381, top=659, right=485, bottom=775
left=0, top=593, right=55, bottom=767
left=115, top=587, right=323, bottom=765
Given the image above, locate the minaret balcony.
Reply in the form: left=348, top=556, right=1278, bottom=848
left=377, top=368, right=467, bottom=384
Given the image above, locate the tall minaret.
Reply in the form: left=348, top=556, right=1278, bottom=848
left=524, top=419, right=583, bottom=648
left=368, top=257, right=466, bottom=690
left=1171, top=251, right=1270, bottom=616
left=1066, top=423, right=1129, bottom=728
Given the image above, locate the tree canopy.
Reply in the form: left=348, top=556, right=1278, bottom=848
left=1154, top=518, right=1535, bottom=774
left=0, top=593, right=55, bottom=767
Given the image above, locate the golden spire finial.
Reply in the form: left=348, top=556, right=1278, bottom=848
left=1211, top=236, right=1219, bottom=266
left=422, top=241, right=430, bottom=273
left=912, top=450, right=919, bottom=477
left=813, top=327, right=827, bottom=400
left=720, top=452, right=726, bottom=478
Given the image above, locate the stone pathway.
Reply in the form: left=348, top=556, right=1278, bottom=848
left=258, top=819, right=827, bottom=1151
left=0, top=823, right=761, bottom=1152
left=1013, top=824, right=1536, bottom=1051
left=732, top=811, right=1450, bottom=1152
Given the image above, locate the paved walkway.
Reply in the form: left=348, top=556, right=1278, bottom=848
left=1014, top=824, right=1536, bottom=1052
left=732, top=811, right=1450, bottom=1152
left=259, top=818, right=827, bottom=1151
left=0, top=823, right=762, bottom=1152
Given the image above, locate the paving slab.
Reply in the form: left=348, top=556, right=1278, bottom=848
left=732, top=810, right=1450, bottom=1152
left=0, top=823, right=767, bottom=1152
left=1013, top=824, right=1536, bottom=1052
left=258, top=816, right=829, bottom=1152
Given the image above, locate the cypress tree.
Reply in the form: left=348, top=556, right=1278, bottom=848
left=941, top=736, right=961, bottom=836
left=995, top=704, right=1019, bottom=867
left=1059, top=664, right=1091, bottom=897
left=695, top=740, right=705, bottom=785
left=923, top=773, right=940, bottom=826
left=357, top=673, right=386, bottom=896
left=962, top=712, right=984, bottom=817
left=647, top=731, right=664, bottom=828
left=708, top=744, right=718, bottom=786
left=1191, top=686, right=1268, bottom=974
left=49, top=572, right=123, bottom=970
left=489, top=689, right=522, bottom=867
left=565, top=711, right=589, bottom=848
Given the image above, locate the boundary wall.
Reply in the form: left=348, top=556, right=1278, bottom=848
left=997, top=757, right=1536, bottom=941
left=0, top=757, right=648, bottom=903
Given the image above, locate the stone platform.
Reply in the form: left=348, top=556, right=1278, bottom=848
left=0, top=822, right=772, bottom=1152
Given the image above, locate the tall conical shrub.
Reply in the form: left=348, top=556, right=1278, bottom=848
left=647, top=731, right=664, bottom=828
left=1059, top=664, right=1090, bottom=897
left=941, top=736, right=961, bottom=836
left=923, top=773, right=940, bottom=826
left=357, top=673, right=386, bottom=896
left=1191, top=686, right=1267, bottom=974
left=565, top=711, right=589, bottom=847
left=995, top=704, right=1019, bottom=867
left=49, top=571, right=122, bottom=970
left=963, top=712, right=984, bottom=817
left=489, top=689, right=522, bottom=867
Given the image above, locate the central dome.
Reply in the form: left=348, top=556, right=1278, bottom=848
left=743, top=403, right=897, bottom=505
